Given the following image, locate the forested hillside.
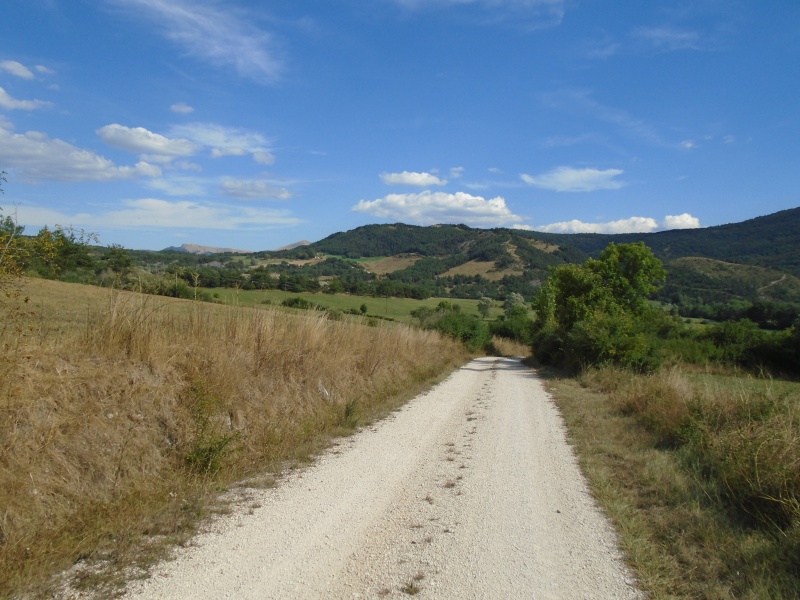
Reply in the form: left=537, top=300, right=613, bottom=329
left=525, top=207, right=800, bottom=275
left=8, top=206, right=800, bottom=324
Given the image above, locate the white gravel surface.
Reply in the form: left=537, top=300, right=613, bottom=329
left=122, top=357, right=643, bottom=599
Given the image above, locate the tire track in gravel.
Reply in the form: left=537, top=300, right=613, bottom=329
left=122, top=357, right=643, bottom=600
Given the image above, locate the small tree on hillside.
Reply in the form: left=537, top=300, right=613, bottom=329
left=477, top=297, right=493, bottom=319
left=503, top=292, right=526, bottom=313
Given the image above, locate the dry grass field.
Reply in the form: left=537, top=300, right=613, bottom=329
left=356, top=255, right=421, bottom=275
left=0, top=279, right=469, bottom=598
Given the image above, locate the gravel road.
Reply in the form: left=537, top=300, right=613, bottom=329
left=122, top=357, right=643, bottom=599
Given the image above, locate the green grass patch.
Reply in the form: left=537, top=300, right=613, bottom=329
left=207, top=288, right=499, bottom=322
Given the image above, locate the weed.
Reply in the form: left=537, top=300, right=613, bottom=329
left=402, top=581, right=421, bottom=595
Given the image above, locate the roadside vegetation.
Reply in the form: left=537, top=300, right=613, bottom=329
left=0, top=273, right=468, bottom=597
left=528, top=241, right=800, bottom=598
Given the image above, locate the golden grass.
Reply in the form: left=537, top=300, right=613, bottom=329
left=0, top=279, right=469, bottom=598
left=439, top=260, right=522, bottom=281
left=544, top=364, right=800, bottom=599
left=490, top=336, right=531, bottom=358
left=358, top=255, right=421, bottom=275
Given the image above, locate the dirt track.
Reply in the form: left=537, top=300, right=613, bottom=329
left=122, top=357, right=642, bottom=599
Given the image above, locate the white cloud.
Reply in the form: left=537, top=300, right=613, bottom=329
left=663, top=213, right=700, bottom=229
left=531, top=216, right=659, bottom=234
left=9, top=198, right=301, bottom=231
left=723, top=135, right=736, bottom=144
left=380, top=171, right=447, bottom=186
left=450, top=166, right=464, bottom=179
left=515, top=212, right=702, bottom=234
left=634, top=27, right=701, bottom=52
left=220, top=177, right=292, bottom=200
left=353, top=190, right=523, bottom=226
left=521, top=166, right=625, bottom=192
left=0, top=125, right=161, bottom=182
left=97, top=124, right=199, bottom=157
left=170, top=102, right=194, bottom=114
left=0, top=87, right=52, bottom=111
left=135, top=161, right=163, bottom=177
left=174, top=160, right=203, bottom=172
left=107, top=0, right=283, bottom=83
left=145, top=176, right=208, bottom=196
left=0, top=60, right=35, bottom=79
left=35, top=65, right=55, bottom=75
left=253, top=151, right=276, bottom=165
left=170, top=122, right=274, bottom=164
left=680, top=139, right=696, bottom=150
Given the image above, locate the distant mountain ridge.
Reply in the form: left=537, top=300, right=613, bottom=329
left=164, top=241, right=311, bottom=255
left=163, top=243, right=253, bottom=255
left=308, top=207, right=800, bottom=278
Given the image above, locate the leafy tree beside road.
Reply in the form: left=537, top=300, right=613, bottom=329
left=531, top=242, right=669, bottom=372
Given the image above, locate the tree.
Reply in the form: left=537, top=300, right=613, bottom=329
left=586, top=242, right=666, bottom=314
left=106, top=244, right=133, bottom=280
left=503, top=292, right=526, bottom=313
left=531, top=242, right=667, bottom=372
left=477, top=297, right=493, bottom=319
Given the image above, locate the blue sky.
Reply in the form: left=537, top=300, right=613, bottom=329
left=1, top=1, right=799, bottom=251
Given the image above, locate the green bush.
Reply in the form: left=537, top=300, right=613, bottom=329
left=436, top=311, right=491, bottom=352
left=565, top=309, right=662, bottom=373
left=411, top=303, right=491, bottom=352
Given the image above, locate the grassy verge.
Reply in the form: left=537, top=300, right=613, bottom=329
left=543, top=364, right=800, bottom=599
left=0, top=279, right=470, bottom=598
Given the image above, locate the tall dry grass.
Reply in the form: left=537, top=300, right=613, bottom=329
left=559, top=364, right=800, bottom=598
left=0, top=279, right=468, bottom=598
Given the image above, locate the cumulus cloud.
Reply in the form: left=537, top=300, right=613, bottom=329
left=0, top=87, right=52, bottom=111
left=0, top=60, right=35, bottom=79
left=170, top=102, right=195, bottom=114
left=352, top=191, right=523, bottom=227
left=219, top=177, right=292, bottom=200
left=528, top=216, right=659, bottom=234
left=0, top=125, right=161, bottom=182
left=10, top=198, right=301, bottom=231
left=380, top=171, right=447, bottom=186
left=107, top=0, right=283, bottom=83
left=663, top=213, right=701, bottom=229
left=515, top=212, right=702, bottom=234
left=521, top=166, right=625, bottom=192
left=170, top=122, right=274, bottom=164
left=97, top=123, right=199, bottom=157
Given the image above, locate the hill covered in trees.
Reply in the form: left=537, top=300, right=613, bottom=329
left=8, top=206, right=800, bottom=326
